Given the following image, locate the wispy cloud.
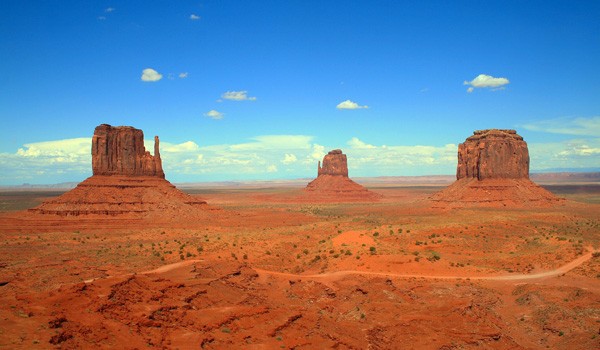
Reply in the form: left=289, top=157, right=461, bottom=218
left=336, top=100, right=368, bottom=110
left=464, top=74, right=509, bottom=93
left=529, top=137, right=600, bottom=171
left=281, top=153, right=298, bottom=165
left=141, top=68, right=163, bottom=82
left=520, top=116, right=600, bottom=136
left=179, top=72, right=188, bottom=79
left=221, top=90, right=257, bottom=101
left=204, top=110, right=224, bottom=120
left=105, top=7, right=115, bottom=13
left=190, top=14, right=200, bottom=20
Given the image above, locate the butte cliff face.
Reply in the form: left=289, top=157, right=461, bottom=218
left=30, top=124, right=207, bottom=217
left=318, top=149, right=349, bottom=177
left=305, top=149, right=379, bottom=201
left=457, top=129, right=529, bottom=180
left=431, top=129, right=561, bottom=207
left=92, top=124, right=164, bottom=178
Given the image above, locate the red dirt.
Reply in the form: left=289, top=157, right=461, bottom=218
left=0, top=185, right=599, bottom=349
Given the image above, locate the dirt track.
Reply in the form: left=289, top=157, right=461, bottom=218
left=247, top=250, right=596, bottom=282
left=131, top=248, right=597, bottom=283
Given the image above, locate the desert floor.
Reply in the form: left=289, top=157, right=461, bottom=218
left=0, top=184, right=599, bottom=349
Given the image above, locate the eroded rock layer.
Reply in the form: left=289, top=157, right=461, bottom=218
left=29, top=176, right=207, bottom=217
left=432, top=129, right=561, bottom=207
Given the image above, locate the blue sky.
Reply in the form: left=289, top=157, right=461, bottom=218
left=1, top=1, right=599, bottom=184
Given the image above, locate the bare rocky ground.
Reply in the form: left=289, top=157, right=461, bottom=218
left=0, top=185, right=599, bottom=349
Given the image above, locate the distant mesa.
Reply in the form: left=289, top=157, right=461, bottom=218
left=431, top=129, right=562, bottom=207
left=29, top=124, right=207, bottom=217
left=305, top=149, right=380, bottom=201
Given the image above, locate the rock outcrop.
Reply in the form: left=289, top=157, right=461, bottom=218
left=92, top=124, right=164, bottom=178
left=305, top=149, right=379, bottom=201
left=457, top=129, right=529, bottom=180
left=318, top=149, right=349, bottom=177
left=30, top=124, right=207, bottom=217
left=431, top=129, right=561, bottom=207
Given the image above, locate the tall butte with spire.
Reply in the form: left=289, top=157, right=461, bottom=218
left=430, top=129, right=561, bottom=207
left=91, top=124, right=164, bottom=178
left=30, top=124, right=207, bottom=217
left=305, top=149, right=380, bottom=201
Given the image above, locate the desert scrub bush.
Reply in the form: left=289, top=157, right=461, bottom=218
left=427, top=251, right=441, bottom=262
left=369, top=246, right=376, bottom=254
left=592, top=252, right=600, bottom=258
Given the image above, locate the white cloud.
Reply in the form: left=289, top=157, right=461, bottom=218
left=221, top=90, right=257, bottom=101
left=463, top=74, right=509, bottom=92
left=190, top=14, right=200, bottom=20
left=98, top=16, right=106, bottom=20
left=310, top=144, right=326, bottom=161
left=230, top=135, right=313, bottom=151
left=267, top=165, right=278, bottom=173
left=520, top=116, right=600, bottom=137
left=16, top=138, right=90, bottom=158
left=160, top=141, right=201, bottom=153
left=205, top=110, right=224, bottom=120
left=179, top=72, right=188, bottom=79
left=105, top=7, right=115, bottom=13
left=281, top=153, right=298, bottom=165
left=528, top=137, right=600, bottom=171
left=348, top=137, right=376, bottom=149
left=336, top=100, right=368, bottom=110
left=345, top=138, right=458, bottom=170
left=141, top=68, right=163, bottom=82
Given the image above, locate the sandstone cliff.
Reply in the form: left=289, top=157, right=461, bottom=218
left=318, top=149, right=349, bottom=177
left=92, top=124, right=164, bottom=178
left=457, top=129, right=529, bottom=180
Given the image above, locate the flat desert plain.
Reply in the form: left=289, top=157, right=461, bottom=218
left=0, top=181, right=599, bottom=349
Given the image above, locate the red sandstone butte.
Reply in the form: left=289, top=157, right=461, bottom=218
left=431, top=129, right=561, bottom=207
left=305, top=149, right=379, bottom=200
left=457, top=129, right=529, bottom=180
left=29, top=124, right=207, bottom=217
left=318, top=149, right=349, bottom=177
left=92, top=124, right=165, bottom=178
